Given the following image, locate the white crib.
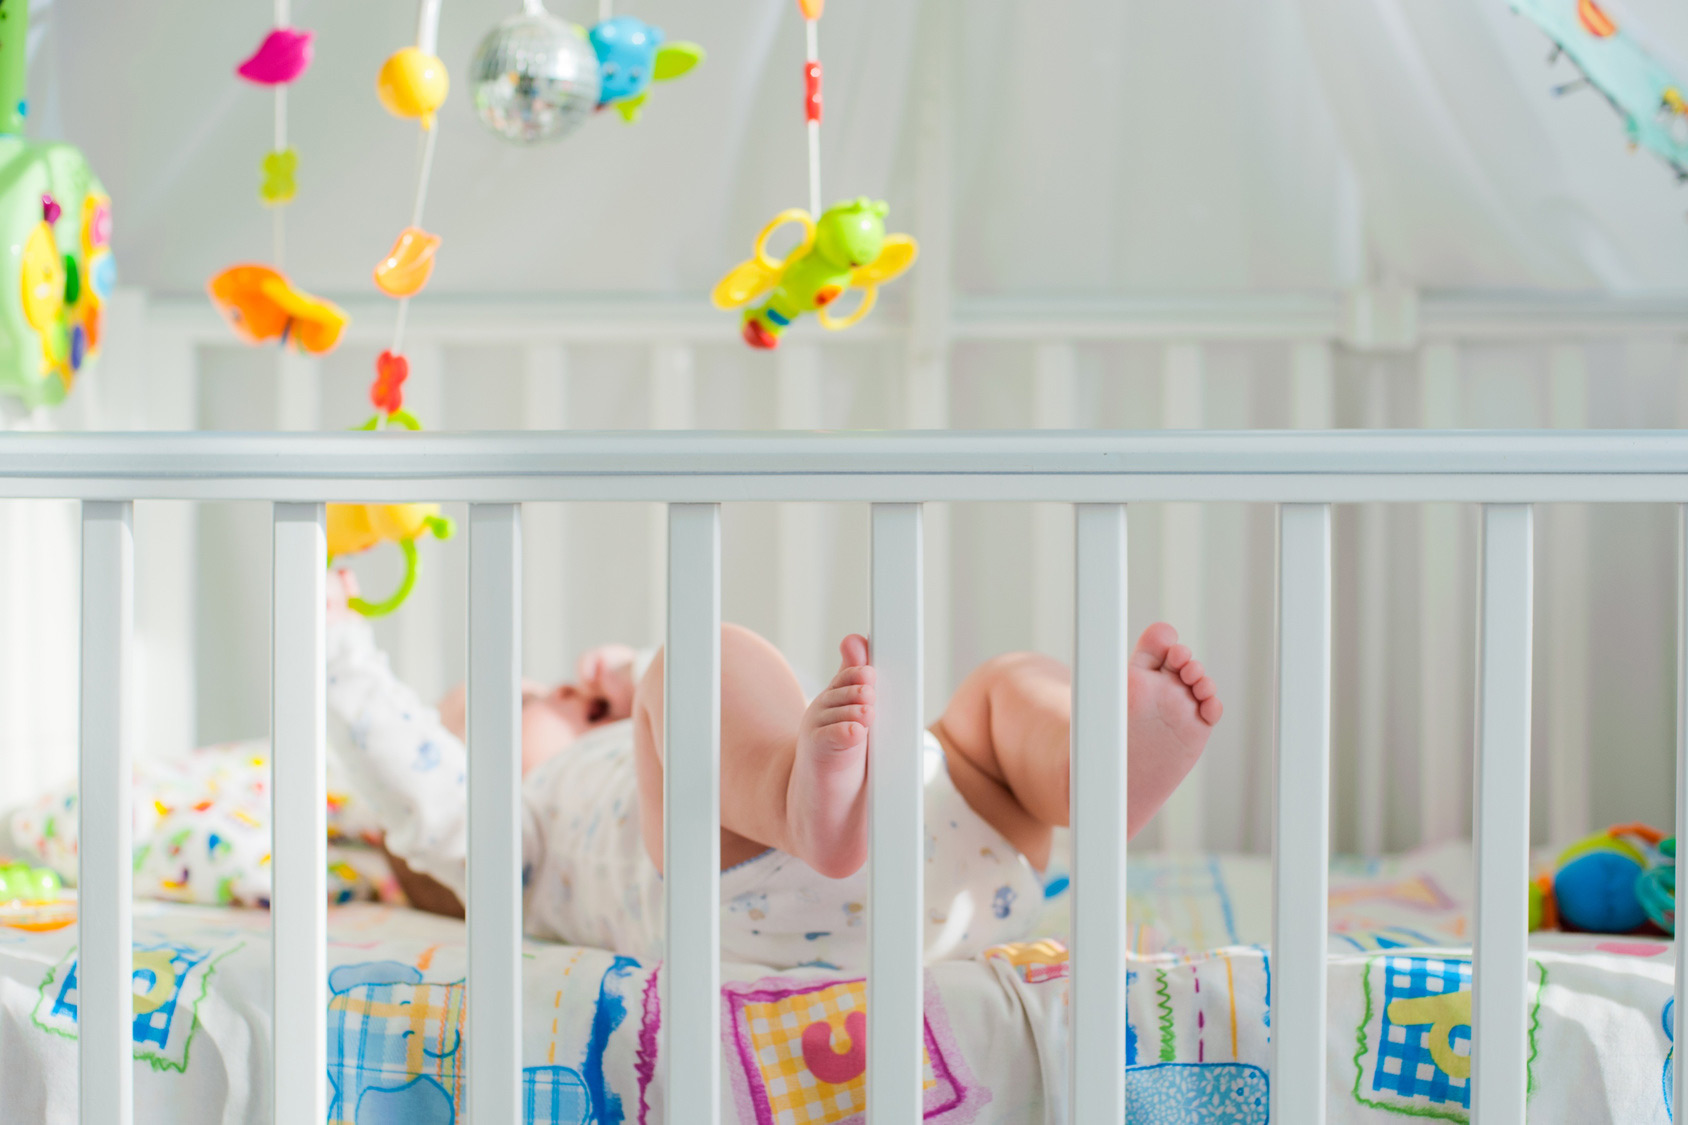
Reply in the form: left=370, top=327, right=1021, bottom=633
left=9, top=286, right=1686, bottom=863
left=0, top=426, right=1683, bottom=1124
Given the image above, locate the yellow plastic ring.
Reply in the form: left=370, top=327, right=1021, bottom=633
left=753, top=209, right=817, bottom=272
left=817, top=284, right=877, bottom=331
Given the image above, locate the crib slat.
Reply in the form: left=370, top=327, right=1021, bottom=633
left=665, top=503, right=721, bottom=1124
left=271, top=503, right=327, bottom=1124
left=79, top=501, right=134, bottom=1125
left=1472, top=503, right=1534, bottom=1124
left=869, top=503, right=924, bottom=1123
left=1271, top=502, right=1332, bottom=1124
left=1674, top=504, right=1686, bottom=1125
left=468, top=504, right=524, bottom=1125
left=1069, top=504, right=1128, bottom=1123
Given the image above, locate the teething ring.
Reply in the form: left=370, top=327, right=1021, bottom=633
left=753, top=209, right=817, bottom=272
left=817, top=284, right=877, bottom=331
left=332, top=514, right=453, bottom=618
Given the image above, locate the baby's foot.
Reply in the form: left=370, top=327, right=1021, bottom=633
left=787, top=635, right=877, bottom=879
left=1126, top=622, right=1221, bottom=838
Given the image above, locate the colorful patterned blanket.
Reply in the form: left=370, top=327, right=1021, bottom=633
left=0, top=844, right=1674, bottom=1124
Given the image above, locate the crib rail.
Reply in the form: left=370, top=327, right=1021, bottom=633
left=7, top=428, right=1688, bottom=1124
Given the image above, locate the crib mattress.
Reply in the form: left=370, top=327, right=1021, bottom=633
left=0, top=845, right=1674, bottom=1124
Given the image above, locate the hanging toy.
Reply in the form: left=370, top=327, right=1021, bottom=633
left=324, top=349, right=455, bottom=618
left=1529, top=823, right=1675, bottom=934
left=209, top=2, right=345, bottom=354
left=207, top=264, right=347, bottom=354
left=374, top=227, right=441, bottom=298
left=326, top=504, right=454, bottom=616
left=587, top=15, right=704, bottom=123
left=236, top=27, right=314, bottom=85
left=260, top=148, right=298, bottom=205
left=468, top=0, right=602, bottom=144
left=712, top=0, right=914, bottom=348
left=0, top=0, right=112, bottom=409
left=324, top=0, right=457, bottom=620
left=713, top=199, right=917, bottom=349
left=377, top=46, right=450, bottom=129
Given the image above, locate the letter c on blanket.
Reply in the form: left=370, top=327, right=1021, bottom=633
left=801, top=1010, right=867, bottom=1085
left=1386, top=991, right=1473, bottom=1080
left=131, top=949, right=178, bottom=1015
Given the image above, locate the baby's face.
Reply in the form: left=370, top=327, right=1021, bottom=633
left=437, top=679, right=615, bottom=776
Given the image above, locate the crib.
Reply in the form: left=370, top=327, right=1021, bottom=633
left=0, top=426, right=1682, bottom=1124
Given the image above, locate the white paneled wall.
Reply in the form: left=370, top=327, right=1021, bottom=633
left=3, top=290, right=1687, bottom=856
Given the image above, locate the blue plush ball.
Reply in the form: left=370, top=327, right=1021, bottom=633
left=1554, top=849, right=1649, bottom=932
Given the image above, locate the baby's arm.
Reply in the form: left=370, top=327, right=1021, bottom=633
left=325, top=590, right=541, bottom=905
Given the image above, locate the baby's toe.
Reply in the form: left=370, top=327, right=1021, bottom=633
left=1199, top=697, right=1223, bottom=725
left=838, top=634, right=869, bottom=668
left=811, top=709, right=872, bottom=750
left=1190, top=676, right=1216, bottom=702
left=818, top=682, right=874, bottom=710
left=829, top=664, right=876, bottom=690
left=1131, top=622, right=1179, bottom=670
left=1163, top=644, right=1192, bottom=673
left=1178, top=659, right=1204, bottom=687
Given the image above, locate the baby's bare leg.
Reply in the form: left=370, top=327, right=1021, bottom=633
left=930, top=623, right=1221, bottom=870
left=631, top=624, right=876, bottom=877
left=633, top=624, right=806, bottom=872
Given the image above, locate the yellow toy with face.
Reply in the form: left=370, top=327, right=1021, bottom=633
left=0, top=160, right=111, bottom=407
left=0, top=0, right=112, bottom=410
left=326, top=503, right=454, bottom=616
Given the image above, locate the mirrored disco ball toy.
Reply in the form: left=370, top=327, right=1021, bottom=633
left=469, top=10, right=602, bottom=144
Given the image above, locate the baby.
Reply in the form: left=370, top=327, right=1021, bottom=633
left=327, top=575, right=1221, bottom=968
left=8, top=572, right=1221, bottom=971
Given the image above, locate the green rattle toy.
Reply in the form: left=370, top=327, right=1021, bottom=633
left=0, top=861, right=62, bottom=904
left=711, top=199, right=917, bottom=350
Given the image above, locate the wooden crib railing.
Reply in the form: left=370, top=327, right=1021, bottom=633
left=1, top=428, right=1683, bottom=1124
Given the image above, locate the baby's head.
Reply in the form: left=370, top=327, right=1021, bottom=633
left=437, top=645, right=641, bottom=776
left=437, top=679, right=613, bottom=775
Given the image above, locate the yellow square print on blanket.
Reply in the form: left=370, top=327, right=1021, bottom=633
left=723, top=974, right=990, bottom=1125
left=741, top=979, right=928, bottom=1123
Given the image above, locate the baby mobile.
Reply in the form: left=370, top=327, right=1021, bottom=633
left=0, top=0, right=113, bottom=409
left=207, top=0, right=452, bottom=617
left=712, top=0, right=919, bottom=349
left=466, top=0, right=705, bottom=144
left=210, top=0, right=347, bottom=358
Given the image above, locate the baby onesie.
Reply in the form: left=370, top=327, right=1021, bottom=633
left=322, top=614, right=1045, bottom=968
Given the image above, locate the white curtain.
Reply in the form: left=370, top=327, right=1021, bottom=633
left=42, top=0, right=1688, bottom=296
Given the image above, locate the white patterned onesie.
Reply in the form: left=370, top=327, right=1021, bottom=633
left=322, top=614, right=1046, bottom=968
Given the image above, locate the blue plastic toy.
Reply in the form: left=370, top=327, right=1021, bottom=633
left=1531, top=824, right=1674, bottom=934
left=587, top=16, right=703, bottom=122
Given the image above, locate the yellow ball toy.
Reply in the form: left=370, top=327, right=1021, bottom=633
left=377, top=47, right=450, bottom=129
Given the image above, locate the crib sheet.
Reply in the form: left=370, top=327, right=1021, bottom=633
left=0, top=846, right=1674, bottom=1124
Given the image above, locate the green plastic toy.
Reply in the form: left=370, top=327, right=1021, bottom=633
left=0, top=861, right=61, bottom=904
left=711, top=198, right=917, bottom=350
left=0, top=0, right=112, bottom=409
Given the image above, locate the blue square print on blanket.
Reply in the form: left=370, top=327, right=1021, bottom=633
left=33, top=941, right=220, bottom=1072
left=1372, top=957, right=1473, bottom=1109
